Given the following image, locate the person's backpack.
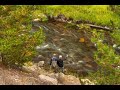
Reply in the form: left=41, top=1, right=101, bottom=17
left=51, top=56, right=58, bottom=67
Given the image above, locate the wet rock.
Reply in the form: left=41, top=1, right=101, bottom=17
left=57, top=73, right=81, bottom=85
left=64, top=63, right=83, bottom=70
left=38, top=55, right=45, bottom=59
left=84, top=64, right=93, bottom=69
left=37, top=61, right=44, bottom=67
left=76, top=69, right=88, bottom=76
left=81, top=79, right=95, bottom=85
left=56, top=14, right=68, bottom=22
left=83, top=56, right=92, bottom=62
left=32, top=55, right=45, bottom=63
left=39, top=75, right=58, bottom=85
left=36, top=44, right=50, bottom=51
left=78, top=60, right=85, bottom=64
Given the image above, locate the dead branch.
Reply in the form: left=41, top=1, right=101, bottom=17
left=85, top=24, right=113, bottom=32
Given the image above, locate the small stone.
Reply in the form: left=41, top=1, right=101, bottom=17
left=37, top=61, right=44, bottom=67
left=78, top=60, right=84, bottom=64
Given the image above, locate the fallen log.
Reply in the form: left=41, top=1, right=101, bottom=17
left=85, top=24, right=113, bottom=32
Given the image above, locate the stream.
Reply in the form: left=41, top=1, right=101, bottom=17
left=31, top=20, right=99, bottom=75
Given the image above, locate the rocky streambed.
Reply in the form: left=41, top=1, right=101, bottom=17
left=31, top=18, right=99, bottom=76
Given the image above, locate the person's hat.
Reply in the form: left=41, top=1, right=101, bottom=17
left=53, top=53, right=57, bottom=56
left=59, top=55, right=62, bottom=58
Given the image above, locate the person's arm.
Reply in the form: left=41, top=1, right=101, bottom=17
left=62, top=60, right=64, bottom=67
left=65, top=54, right=68, bottom=60
left=50, top=59, right=52, bottom=65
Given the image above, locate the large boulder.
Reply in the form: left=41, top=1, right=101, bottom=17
left=22, top=64, right=41, bottom=73
left=22, top=77, right=42, bottom=85
left=57, top=73, right=81, bottom=85
left=46, top=73, right=58, bottom=79
left=39, top=75, right=58, bottom=85
left=22, top=65, right=37, bottom=72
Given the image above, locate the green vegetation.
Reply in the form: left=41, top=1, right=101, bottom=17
left=32, top=5, right=120, bottom=28
left=89, top=30, right=120, bottom=85
left=0, top=5, right=45, bottom=67
left=0, top=5, right=120, bottom=84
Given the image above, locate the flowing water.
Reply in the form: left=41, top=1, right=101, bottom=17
left=32, top=21, right=99, bottom=75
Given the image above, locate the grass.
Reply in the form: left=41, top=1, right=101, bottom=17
left=32, top=5, right=120, bottom=28
left=90, top=29, right=120, bottom=85
left=0, top=5, right=45, bottom=66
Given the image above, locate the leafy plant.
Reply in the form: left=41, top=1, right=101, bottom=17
left=89, top=29, right=120, bottom=85
left=0, top=5, right=45, bottom=67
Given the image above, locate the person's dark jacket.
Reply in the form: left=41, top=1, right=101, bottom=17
left=57, top=59, right=64, bottom=67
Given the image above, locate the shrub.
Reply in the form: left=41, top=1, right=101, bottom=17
left=0, top=5, right=45, bottom=67
left=89, top=30, right=120, bottom=85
